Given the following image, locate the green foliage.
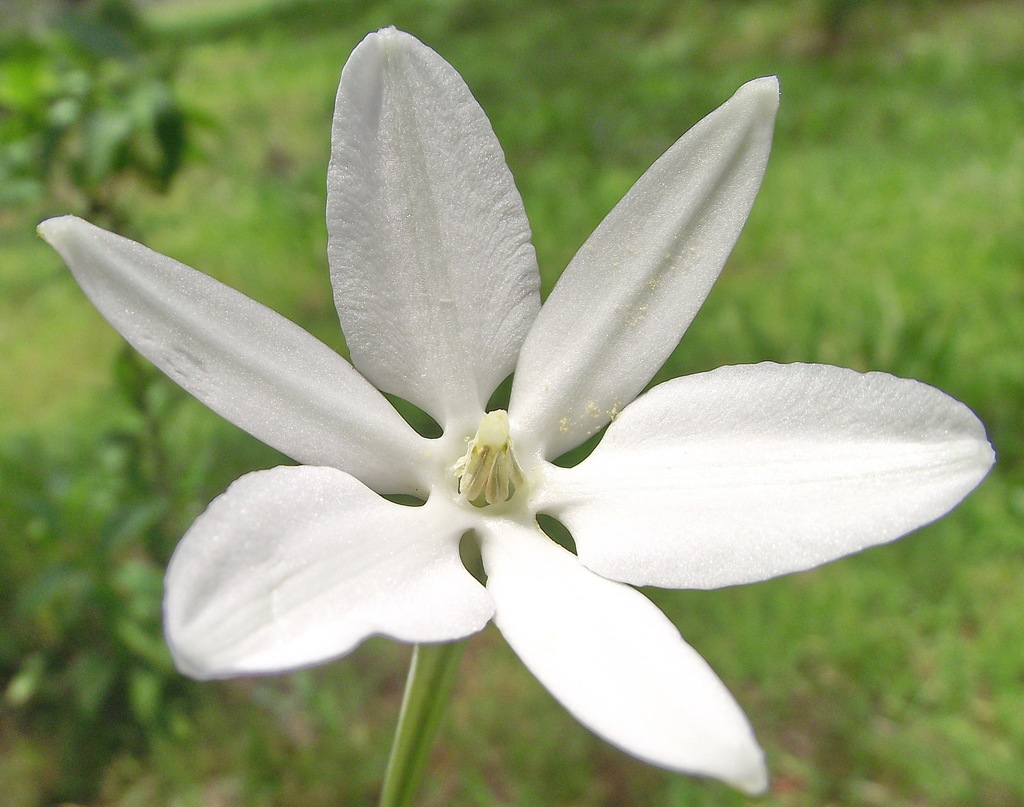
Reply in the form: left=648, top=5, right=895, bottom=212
left=0, top=0, right=194, bottom=225
left=0, top=352, right=196, bottom=800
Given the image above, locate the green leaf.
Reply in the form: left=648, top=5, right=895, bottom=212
left=84, top=106, right=134, bottom=185
left=4, top=652, right=46, bottom=707
left=128, top=667, right=163, bottom=724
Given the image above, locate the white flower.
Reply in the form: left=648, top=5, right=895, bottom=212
left=39, top=27, right=993, bottom=795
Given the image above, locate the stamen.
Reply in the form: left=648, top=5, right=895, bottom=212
left=453, top=410, right=525, bottom=505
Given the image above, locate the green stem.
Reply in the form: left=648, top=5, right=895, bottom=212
left=378, top=642, right=465, bottom=807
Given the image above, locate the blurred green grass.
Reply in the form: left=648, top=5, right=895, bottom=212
left=1, top=0, right=1022, bottom=805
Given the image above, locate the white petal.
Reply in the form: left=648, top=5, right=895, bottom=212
left=479, top=520, right=767, bottom=794
left=510, top=78, right=779, bottom=459
left=165, top=466, right=491, bottom=678
left=541, top=363, right=995, bottom=589
left=327, top=28, right=540, bottom=431
left=39, top=216, right=428, bottom=495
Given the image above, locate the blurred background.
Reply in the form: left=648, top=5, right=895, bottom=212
left=1, top=0, right=1022, bottom=805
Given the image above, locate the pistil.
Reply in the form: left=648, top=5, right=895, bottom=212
left=453, top=410, right=525, bottom=505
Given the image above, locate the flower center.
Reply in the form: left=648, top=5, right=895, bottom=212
left=453, top=409, right=525, bottom=506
